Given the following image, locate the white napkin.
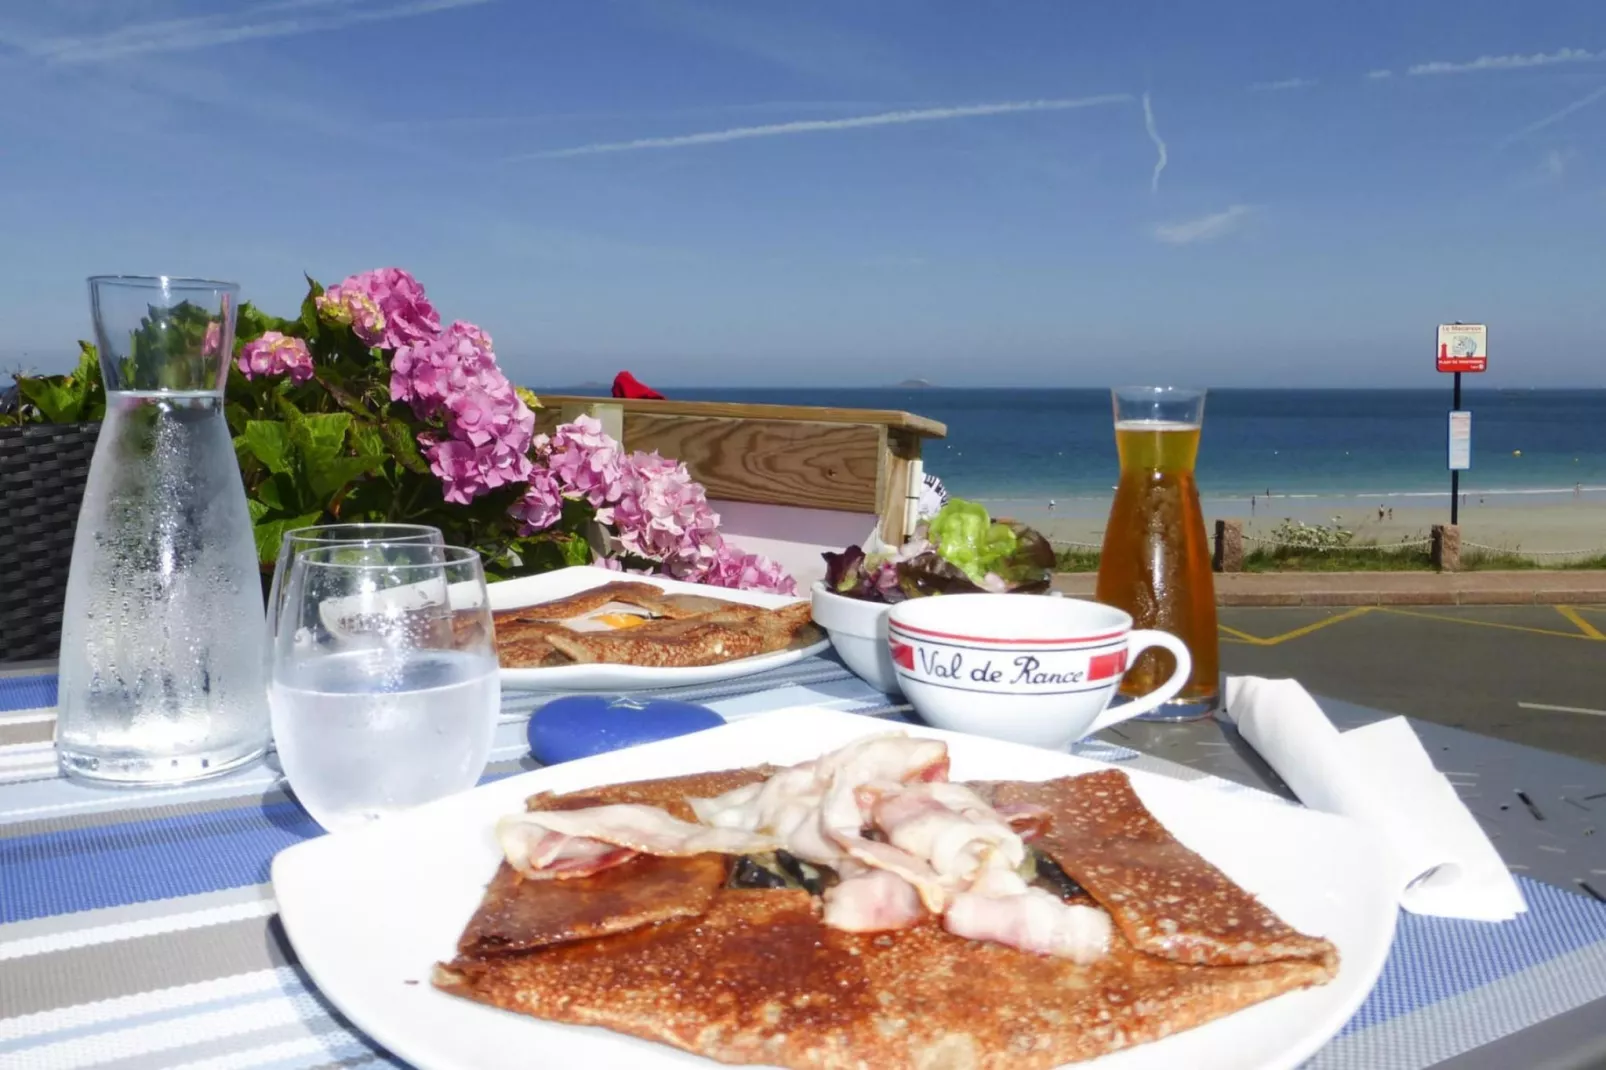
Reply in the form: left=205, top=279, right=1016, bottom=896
left=1222, top=676, right=1526, bottom=922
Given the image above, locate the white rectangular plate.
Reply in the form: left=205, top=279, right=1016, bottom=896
left=273, top=708, right=1400, bottom=1070
left=488, top=566, right=829, bottom=691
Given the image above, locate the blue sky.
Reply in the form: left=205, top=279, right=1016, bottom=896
left=1, top=1, right=1603, bottom=387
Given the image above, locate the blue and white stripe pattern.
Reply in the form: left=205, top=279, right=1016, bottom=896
left=4, top=658, right=1606, bottom=1068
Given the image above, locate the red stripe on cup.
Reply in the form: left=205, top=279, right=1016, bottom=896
left=1087, top=649, right=1128, bottom=681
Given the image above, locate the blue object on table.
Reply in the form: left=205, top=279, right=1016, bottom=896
left=528, top=695, right=725, bottom=764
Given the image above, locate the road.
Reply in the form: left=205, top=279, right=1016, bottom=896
left=1213, top=605, right=1606, bottom=763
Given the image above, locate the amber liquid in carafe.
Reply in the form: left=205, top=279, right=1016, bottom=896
left=1095, top=421, right=1219, bottom=705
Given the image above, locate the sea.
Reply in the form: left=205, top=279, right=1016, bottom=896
left=544, top=388, right=1606, bottom=522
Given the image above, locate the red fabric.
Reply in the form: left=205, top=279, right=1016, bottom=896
left=612, top=371, right=664, bottom=400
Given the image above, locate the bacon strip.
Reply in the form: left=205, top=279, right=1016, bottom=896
left=498, top=805, right=777, bottom=880
left=822, top=864, right=927, bottom=933
left=945, top=883, right=1112, bottom=964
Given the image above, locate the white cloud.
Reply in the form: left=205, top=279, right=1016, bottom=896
left=1407, top=47, right=1606, bottom=76
left=1365, top=69, right=1394, bottom=80
left=1504, top=85, right=1606, bottom=145
left=1152, top=205, right=1254, bottom=245
left=1540, top=148, right=1577, bottom=180
left=518, top=95, right=1132, bottom=160
left=17, top=0, right=494, bottom=63
left=1141, top=92, right=1167, bottom=194
left=1250, top=77, right=1316, bottom=92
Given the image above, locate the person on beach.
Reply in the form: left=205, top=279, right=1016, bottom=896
left=1251, top=495, right=1257, bottom=515
left=1388, top=507, right=1393, bottom=520
left=1378, top=505, right=1385, bottom=521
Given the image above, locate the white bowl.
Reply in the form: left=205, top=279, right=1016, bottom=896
left=810, top=583, right=901, bottom=695
left=887, top=593, right=1191, bottom=749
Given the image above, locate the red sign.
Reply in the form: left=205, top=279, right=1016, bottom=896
left=1437, top=324, right=1487, bottom=373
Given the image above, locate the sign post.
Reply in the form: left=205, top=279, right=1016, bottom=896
left=1437, top=323, right=1487, bottom=525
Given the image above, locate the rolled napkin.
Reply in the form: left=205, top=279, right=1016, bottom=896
left=1223, top=676, right=1526, bottom=922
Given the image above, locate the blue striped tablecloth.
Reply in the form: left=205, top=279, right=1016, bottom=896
left=4, top=657, right=1606, bottom=1069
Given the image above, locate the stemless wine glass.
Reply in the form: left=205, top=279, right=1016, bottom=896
left=269, top=543, right=498, bottom=833
left=267, top=523, right=444, bottom=645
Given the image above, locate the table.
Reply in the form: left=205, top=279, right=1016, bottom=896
left=4, top=655, right=1606, bottom=1070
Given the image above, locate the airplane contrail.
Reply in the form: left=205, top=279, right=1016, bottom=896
left=1141, top=92, right=1168, bottom=194
left=518, top=95, right=1133, bottom=160
left=1501, top=84, right=1606, bottom=146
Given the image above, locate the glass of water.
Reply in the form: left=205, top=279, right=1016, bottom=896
left=267, top=523, right=444, bottom=644
left=269, top=543, right=498, bottom=833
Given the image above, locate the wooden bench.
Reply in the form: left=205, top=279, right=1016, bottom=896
left=532, top=396, right=948, bottom=588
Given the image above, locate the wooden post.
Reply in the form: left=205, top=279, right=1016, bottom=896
left=877, top=428, right=923, bottom=547
left=1431, top=524, right=1460, bottom=572
left=1213, top=519, right=1244, bottom=573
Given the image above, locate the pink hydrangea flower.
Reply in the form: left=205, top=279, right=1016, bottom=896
left=508, top=465, right=565, bottom=533
left=327, top=268, right=440, bottom=350
left=201, top=321, right=223, bottom=358
left=392, top=322, right=495, bottom=418
left=422, top=435, right=533, bottom=505
left=317, top=286, right=387, bottom=346
left=395, top=321, right=535, bottom=505
left=546, top=415, right=625, bottom=509
left=701, top=542, right=798, bottom=596
left=516, top=418, right=798, bottom=594
left=237, top=331, right=314, bottom=384
left=602, top=450, right=720, bottom=577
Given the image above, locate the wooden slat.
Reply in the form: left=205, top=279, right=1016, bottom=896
left=533, top=394, right=946, bottom=439
left=621, top=413, right=883, bottom=513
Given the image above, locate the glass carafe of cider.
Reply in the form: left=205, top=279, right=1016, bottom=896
left=1094, top=386, right=1218, bottom=720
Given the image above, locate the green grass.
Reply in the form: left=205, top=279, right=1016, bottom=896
left=1242, top=544, right=1433, bottom=572
left=1054, top=547, right=1102, bottom=573
left=1054, top=543, right=1606, bottom=573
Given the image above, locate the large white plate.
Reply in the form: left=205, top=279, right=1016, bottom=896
left=488, top=566, right=829, bottom=691
left=273, top=708, right=1400, bottom=1070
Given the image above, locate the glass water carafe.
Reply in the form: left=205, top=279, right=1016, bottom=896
left=1094, top=386, right=1219, bottom=720
left=55, top=276, right=270, bottom=783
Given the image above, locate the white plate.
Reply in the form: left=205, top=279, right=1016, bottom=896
left=273, top=708, right=1400, bottom=1070
left=488, top=566, right=829, bottom=691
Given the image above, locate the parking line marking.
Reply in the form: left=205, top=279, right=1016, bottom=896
left=1218, top=606, right=1374, bottom=646
left=1519, top=701, right=1606, bottom=717
left=1556, top=605, right=1606, bottom=641
left=1378, top=607, right=1597, bottom=641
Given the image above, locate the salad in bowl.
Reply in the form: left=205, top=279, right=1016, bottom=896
left=813, top=499, right=1058, bottom=691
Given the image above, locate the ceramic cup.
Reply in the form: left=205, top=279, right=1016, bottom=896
left=887, top=593, right=1192, bottom=749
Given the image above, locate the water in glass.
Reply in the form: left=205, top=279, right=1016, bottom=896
left=269, top=544, right=498, bottom=833
left=56, top=277, right=270, bottom=783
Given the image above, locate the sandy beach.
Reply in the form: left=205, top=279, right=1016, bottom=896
left=1028, top=496, right=1606, bottom=555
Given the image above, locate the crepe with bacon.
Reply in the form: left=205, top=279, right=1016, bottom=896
left=435, top=735, right=1338, bottom=1068
left=494, top=581, right=821, bottom=670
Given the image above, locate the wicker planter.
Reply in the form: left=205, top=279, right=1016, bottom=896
left=0, top=423, right=101, bottom=663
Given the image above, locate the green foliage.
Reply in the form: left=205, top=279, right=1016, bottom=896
left=1053, top=546, right=1102, bottom=573
left=14, top=275, right=567, bottom=578
left=1264, top=519, right=1355, bottom=550
left=12, top=342, right=105, bottom=424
